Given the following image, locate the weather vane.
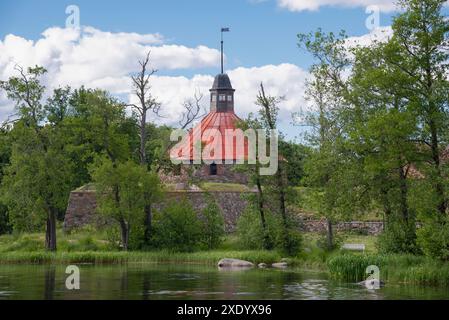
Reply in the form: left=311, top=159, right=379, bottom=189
left=221, top=27, right=230, bottom=74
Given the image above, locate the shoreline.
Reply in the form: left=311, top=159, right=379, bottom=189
left=1, top=250, right=449, bottom=287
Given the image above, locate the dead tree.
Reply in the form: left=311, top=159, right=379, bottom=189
left=129, top=51, right=160, bottom=165
left=128, top=51, right=160, bottom=244
left=178, top=90, right=206, bottom=130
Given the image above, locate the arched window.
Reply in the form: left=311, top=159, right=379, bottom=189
left=210, top=163, right=217, bottom=175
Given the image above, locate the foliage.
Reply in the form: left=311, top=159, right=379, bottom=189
left=417, top=216, right=449, bottom=261
left=151, top=200, right=203, bottom=252
left=91, top=158, right=162, bottom=250
left=279, top=140, right=310, bottom=186
left=236, top=206, right=280, bottom=250
left=200, top=196, right=225, bottom=249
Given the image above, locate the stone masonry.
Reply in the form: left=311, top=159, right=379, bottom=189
left=64, top=189, right=385, bottom=235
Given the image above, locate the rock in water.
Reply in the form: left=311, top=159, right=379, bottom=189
left=357, top=280, right=385, bottom=288
left=271, top=262, right=288, bottom=269
left=217, top=258, right=254, bottom=268
left=258, top=263, right=267, bottom=268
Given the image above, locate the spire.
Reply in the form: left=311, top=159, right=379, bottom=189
left=220, top=27, right=230, bottom=74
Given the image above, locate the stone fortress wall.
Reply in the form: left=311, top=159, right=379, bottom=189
left=64, top=189, right=384, bottom=235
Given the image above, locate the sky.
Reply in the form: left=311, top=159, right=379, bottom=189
left=0, top=0, right=417, bottom=140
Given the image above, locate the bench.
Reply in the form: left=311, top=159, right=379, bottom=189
left=341, top=243, right=366, bottom=252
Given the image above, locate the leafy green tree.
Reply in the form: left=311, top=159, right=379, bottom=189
left=348, top=42, right=420, bottom=253
left=0, top=127, right=12, bottom=235
left=0, top=66, right=73, bottom=250
left=297, top=29, right=355, bottom=251
left=91, top=158, right=162, bottom=250
left=59, top=87, right=138, bottom=188
left=389, top=0, right=449, bottom=218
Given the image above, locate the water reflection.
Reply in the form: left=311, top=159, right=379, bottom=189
left=44, top=266, right=56, bottom=300
left=0, top=264, right=448, bottom=300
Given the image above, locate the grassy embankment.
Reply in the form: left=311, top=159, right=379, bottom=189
left=0, top=228, right=286, bottom=265
left=0, top=227, right=371, bottom=268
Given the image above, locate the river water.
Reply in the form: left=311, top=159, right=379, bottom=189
left=0, top=264, right=448, bottom=300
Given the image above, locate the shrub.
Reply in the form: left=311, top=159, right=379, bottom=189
left=236, top=207, right=280, bottom=250
left=417, top=217, right=449, bottom=261
left=151, top=200, right=202, bottom=252
left=200, top=197, right=225, bottom=249
left=236, top=207, right=302, bottom=255
left=276, top=219, right=303, bottom=256
left=377, top=220, right=420, bottom=254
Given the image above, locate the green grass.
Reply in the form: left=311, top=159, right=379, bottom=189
left=199, top=182, right=251, bottom=192
left=327, top=253, right=449, bottom=286
left=0, top=227, right=111, bottom=253
left=0, top=250, right=285, bottom=265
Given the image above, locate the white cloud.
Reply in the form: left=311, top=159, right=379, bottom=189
left=0, top=26, right=308, bottom=132
left=131, top=64, right=308, bottom=129
left=0, top=26, right=221, bottom=92
left=278, top=0, right=397, bottom=12
left=345, top=26, right=393, bottom=48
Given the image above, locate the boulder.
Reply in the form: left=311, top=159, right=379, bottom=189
left=357, top=280, right=385, bottom=288
left=258, top=263, right=267, bottom=268
left=218, top=258, right=254, bottom=268
left=271, top=262, right=288, bottom=269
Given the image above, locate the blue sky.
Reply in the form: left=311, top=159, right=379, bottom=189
left=0, top=0, right=396, bottom=75
left=0, top=1, right=415, bottom=140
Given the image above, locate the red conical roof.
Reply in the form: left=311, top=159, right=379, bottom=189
left=171, top=110, right=249, bottom=162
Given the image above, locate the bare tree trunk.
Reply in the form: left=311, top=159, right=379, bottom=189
left=255, top=172, right=271, bottom=249
left=120, top=218, right=129, bottom=251
left=144, top=203, right=152, bottom=244
left=429, top=119, right=446, bottom=216
left=326, top=218, right=333, bottom=250
left=45, top=208, right=57, bottom=251
left=276, top=166, right=290, bottom=250
left=398, top=165, right=409, bottom=223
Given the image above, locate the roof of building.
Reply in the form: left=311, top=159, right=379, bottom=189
left=170, top=111, right=249, bottom=161
left=170, top=73, right=248, bottom=162
left=210, top=73, right=234, bottom=91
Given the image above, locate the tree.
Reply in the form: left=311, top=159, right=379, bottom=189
left=128, top=52, right=166, bottom=245
left=348, top=42, right=420, bottom=253
left=235, top=114, right=274, bottom=250
left=256, top=83, right=302, bottom=254
left=389, top=0, right=449, bottom=217
left=0, top=66, right=73, bottom=250
left=61, top=87, right=136, bottom=188
left=91, top=158, right=162, bottom=250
